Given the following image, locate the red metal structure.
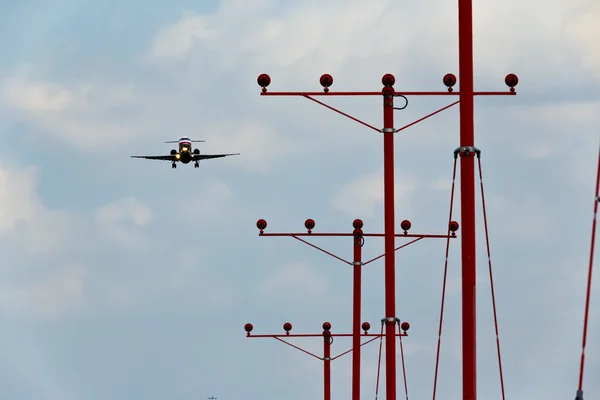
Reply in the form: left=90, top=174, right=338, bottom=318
left=247, top=218, right=456, bottom=399
left=250, top=71, right=516, bottom=399
left=244, top=320, right=407, bottom=400
left=247, top=0, right=519, bottom=396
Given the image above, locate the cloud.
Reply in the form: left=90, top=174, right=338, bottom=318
left=0, top=266, right=86, bottom=319
left=0, top=163, right=40, bottom=231
left=0, top=162, right=73, bottom=254
left=145, top=0, right=600, bottom=94
left=0, top=161, right=234, bottom=319
left=331, top=168, right=417, bottom=218
left=93, top=196, right=153, bottom=249
left=150, top=11, right=217, bottom=59
left=0, top=67, right=292, bottom=174
left=257, top=261, right=330, bottom=303
left=564, top=2, right=600, bottom=79
left=3, top=73, right=76, bottom=112
left=204, top=119, right=299, bottom=174
left=0, top=163, right=85, bottom=319
left=145, top=0, right=434, bottom=96
left=0, top=68, right=148, bottom=150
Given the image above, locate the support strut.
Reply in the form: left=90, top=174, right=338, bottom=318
left=458, top=0, right=477, bottom=397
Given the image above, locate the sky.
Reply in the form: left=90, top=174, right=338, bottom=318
left=1, top=0, right=599, bottom=399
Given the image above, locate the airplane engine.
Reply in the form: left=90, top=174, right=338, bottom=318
left=193, top=148, right=200, bottom=154
left=170, top=149, right=177, bottom=155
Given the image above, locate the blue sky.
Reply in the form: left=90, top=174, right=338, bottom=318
left=1, top=0, right=599, bottom=399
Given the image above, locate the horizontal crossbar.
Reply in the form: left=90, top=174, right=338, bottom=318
left=261, top=91, right=515, bottom=96
left=247, top=333, right=407, bottom=338
left=259, top=232, right=455, bottom=239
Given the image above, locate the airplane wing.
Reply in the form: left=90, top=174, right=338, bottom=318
left=130, top=155, right=177, bottom=161
left=194, top=153, right=240, bottom=160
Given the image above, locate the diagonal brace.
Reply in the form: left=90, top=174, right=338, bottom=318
left=292, top=235, right=353, bottom=265
left=303, top=95, right=381, bottom=133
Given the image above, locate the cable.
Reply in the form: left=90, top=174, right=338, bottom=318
left=375, top=322, right=384, bottom=400
left=432, top=155, right=458, bottom=400
left=398, top=320, right=409, bottom=400
left=576, top=142, right=600, bottom=400
left=477, top=155, right=506, bottom=400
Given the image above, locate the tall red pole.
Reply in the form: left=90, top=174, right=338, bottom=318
left=382, top=78, right=397, bottom=400
left=324, top=331, right=331, bottom=400
left=458, top=0, right=477, bottom=398
left=352, top=226, right=363, bottom=400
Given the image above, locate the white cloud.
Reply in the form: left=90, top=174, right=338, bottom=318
left=0, top=266, right=86, bottom=319
left=331, top=168, right=417, bottom=218
left=94, top=196, right=153, bottom=249
left=257, top=261, right=330, bottom=301
left=0, top=163, right=39, bottom=231
left=146, top=0, right=600, bottom=92
left=176, top=180, right=236, bottom=224
left=0, top=69, right=292, bottom=174
left=204, top=119, right=299, bottom=174
left=3, top=73, right=76, bottom=112
left=147, top=0, right=423, bottom=84
left=0, top=162, right=73, bottom=254
left=0, top=67, right=169, bottom=152
left=564, top=2, right=600, bottom=79
left=151, top=12, right=216, bottom=59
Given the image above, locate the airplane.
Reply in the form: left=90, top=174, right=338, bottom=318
left=207, top=397, right=217, bottom=399
left=131, top=137, right=240, bottom=169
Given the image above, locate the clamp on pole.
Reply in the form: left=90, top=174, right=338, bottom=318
left=454, top=146, right=481, bottom=158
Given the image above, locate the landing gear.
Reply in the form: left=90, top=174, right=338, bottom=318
left=194, top=162, right=199, bottom=168
left=172, top=162, right=177, bottom=169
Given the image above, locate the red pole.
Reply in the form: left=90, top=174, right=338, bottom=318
left=382, top=77, right=397, bottom=400
left=458, top=0, right=477, bottom=398
left=324, top=330, right=331, bottom=400
left=352, top=226, right=363, bottom=400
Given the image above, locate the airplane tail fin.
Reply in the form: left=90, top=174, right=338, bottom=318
left=165, top=140, right=205, bottom=143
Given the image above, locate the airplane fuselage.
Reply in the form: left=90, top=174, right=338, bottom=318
left=173, top=140, right=198, bottom=164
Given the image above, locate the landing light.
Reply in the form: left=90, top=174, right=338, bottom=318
left=176, top=154, right=181, bottom=159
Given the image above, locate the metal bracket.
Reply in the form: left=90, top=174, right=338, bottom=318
left=381, top=128, right=394, bottom=133
left=393, top=94, right=409, bottom=110
left=575, top=390, right=584, bottom=400
left=323, top=357, right=331, bottom=361
left=353, top=261, right=363, bottom=266
left=454, top=146, right=481, bottom=158
left=381, top=317, right=396, bottom=324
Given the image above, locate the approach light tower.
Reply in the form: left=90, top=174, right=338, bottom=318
left=253, top=71, right=517, bottom=399
left=246, top=218, right=457, bottom=400
left=251, top=1, right=518, bottom=398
